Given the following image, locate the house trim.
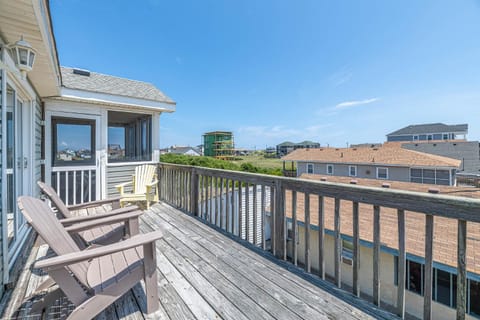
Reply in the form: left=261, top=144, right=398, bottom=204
left=57, top=87, right=176, bottom=113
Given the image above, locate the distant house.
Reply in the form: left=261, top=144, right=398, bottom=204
left=165, top=146, right=201, bottom=156
left=282, top=146, right=461, bottom=186
left=386, top=123, right=468, bottom=142
left=276, top=140, right=320, bottom=157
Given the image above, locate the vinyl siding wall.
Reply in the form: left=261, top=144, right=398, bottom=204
left=297, top=162, right=411, bottom=182
left=34, top=101, right=42, bottom=197
left=402, top=141, right=480, bottom=174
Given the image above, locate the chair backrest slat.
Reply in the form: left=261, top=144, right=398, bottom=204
left=37, top=181, right=72, bottom=219
left=18, top=196, right=90, bottom=286
left=134, top=164, right=156, bottom=194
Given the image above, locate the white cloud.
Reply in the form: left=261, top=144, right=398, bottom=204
left=335, top=97, right=379, bottom=110
left=61, top=141, right=68, bottom=147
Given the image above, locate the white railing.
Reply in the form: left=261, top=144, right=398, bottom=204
left=52, top=166, right=96, bottom=206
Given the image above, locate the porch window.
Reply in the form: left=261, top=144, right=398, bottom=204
left=52, top=117, right=95, bottom=166
left=108, top=111, right=152, bottom=162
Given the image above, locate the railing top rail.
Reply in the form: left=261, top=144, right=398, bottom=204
left=158, top=162, right=480, bottom=222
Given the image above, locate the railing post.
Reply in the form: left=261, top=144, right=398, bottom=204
left=191, top=168, right=199, bottom=216
left=273, top=180, right=285, bottom=259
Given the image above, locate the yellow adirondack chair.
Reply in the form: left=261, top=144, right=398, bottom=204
left=116, top=164, right=159, bottom=209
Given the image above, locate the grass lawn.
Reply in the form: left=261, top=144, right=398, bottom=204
left=231, top=154, right=284, bottom=169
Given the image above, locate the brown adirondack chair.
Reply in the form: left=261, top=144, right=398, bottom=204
left=18, top=196, right=162, bottom=319
left=116, top=164, right=159, bottom=209
left=38, top=181, right=140, bottom=246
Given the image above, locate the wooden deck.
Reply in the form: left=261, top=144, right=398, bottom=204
left=2, top=202, right=398, bottom=319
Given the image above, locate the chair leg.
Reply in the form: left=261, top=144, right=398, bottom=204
left=30, top=287, right=64, bottom=314
left=143, top=242, right=158, bottom=314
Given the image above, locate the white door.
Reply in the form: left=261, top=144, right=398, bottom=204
left=5, top=86, right=29, bottom=262
left=46, top=112, right=102, bottom=205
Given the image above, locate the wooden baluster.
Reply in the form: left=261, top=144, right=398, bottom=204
left=318, top=195, right=325, bottom=280
left=397, top=209, right=406, bottom=318
left=334, top=198, right=341, bottom=288
left=226, top=179, right=230, bottom=232
left=246, top=183, right=250, bottom=242
left=457, top=219, right=467, bottom=320
left=352, top=201, right=360, bottom=297
left=238, top=181, right=243, bottom=238
left=274, top=180, right=285, bottom=259
left=424, top=214, right=434, bottom=320
left=220, top=178, right=224, bottom=229
left=253, top=184, right=258, bottom=245
left=261, top=185, right=266, bottom=250
left=304, top=193, right=311, bottom=273
left=270, top=185, right=276, bottom=255
left=292, top=191, right=297, bottom=265
left=214, top=177, right=218, bottom=226
left=373, top=205, right=380, bottom=306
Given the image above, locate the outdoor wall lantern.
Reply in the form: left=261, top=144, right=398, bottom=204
left=9, top=36, right=36, bottom=78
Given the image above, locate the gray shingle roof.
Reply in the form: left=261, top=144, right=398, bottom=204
left=387, top=123, right=468, bottom=136
left=61, top=67, right=175, bottom=104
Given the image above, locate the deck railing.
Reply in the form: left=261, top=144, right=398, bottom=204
left=157, top=162, right=480, bottom=320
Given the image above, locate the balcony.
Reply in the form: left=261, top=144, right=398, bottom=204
left=2, top=162, right=480, bottom=319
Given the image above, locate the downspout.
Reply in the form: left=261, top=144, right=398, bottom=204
left=1, top=46, right=9, bottom=284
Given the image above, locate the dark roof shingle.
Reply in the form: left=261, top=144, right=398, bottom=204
left=387, top=123, right=468, bottom=136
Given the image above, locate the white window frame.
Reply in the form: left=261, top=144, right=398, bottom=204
left=306, top=163, right=314, bottom=174
left=326, top=164, right=334, bottom=175
left=413, top=135, right=419, bottom=141
left=442, top=133, right=449, bottom=140
left=376, top=167, right=388, bottom=180
left=349, top=165, right=357, bottom=177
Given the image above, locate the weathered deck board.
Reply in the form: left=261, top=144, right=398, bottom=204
left=2, top=202, right=398, bottom=320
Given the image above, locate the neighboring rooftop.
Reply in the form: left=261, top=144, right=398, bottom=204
left=282, top=146, right=461, bottom=168
left=291, top=174, right=480, bottom=274
left=61, top=67, right=175, bottom=104
left=387, top=123, right=468, bottom=136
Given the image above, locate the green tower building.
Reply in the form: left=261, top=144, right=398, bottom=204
left=203, top=131, right=235, bottom=160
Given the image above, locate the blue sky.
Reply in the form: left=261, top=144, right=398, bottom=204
left=51, top=0, right=480, bottom=149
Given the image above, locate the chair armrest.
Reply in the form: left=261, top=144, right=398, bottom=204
left=67, top=196, right=122, bottom=211
left=35, top=231, right=164, bottom=271
left=63, top=211, right=143, bottom=233
left=59, top=206, right=140, bottom=226
left=115, top=181, right=132, bottom=189
left=145, top=180, right=159, bottom=188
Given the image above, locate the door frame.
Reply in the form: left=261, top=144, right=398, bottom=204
left=45, top=109, right=103, bottom=204
left=1, top=75, right=35, bottom=280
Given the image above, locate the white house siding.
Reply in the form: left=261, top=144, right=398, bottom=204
left=297, top=162, right=411, bottom=182
left=293, top=225, right=477, bottom=320
left=34, top=101, right=42, bottom=197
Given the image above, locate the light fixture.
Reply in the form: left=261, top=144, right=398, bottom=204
left=9, top=36, right=36, bottom=78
